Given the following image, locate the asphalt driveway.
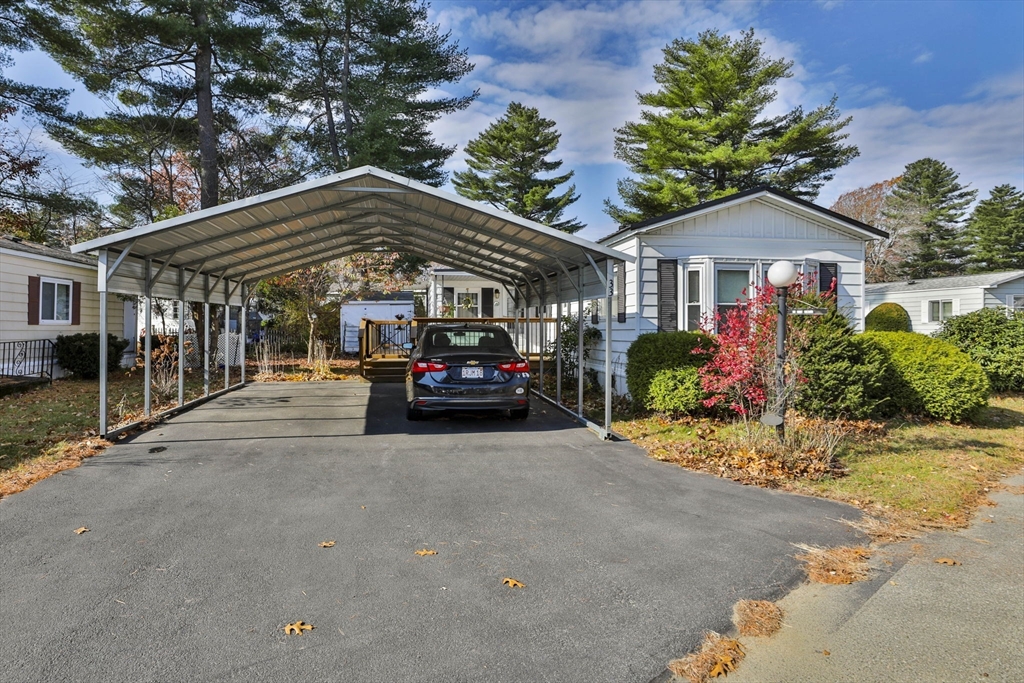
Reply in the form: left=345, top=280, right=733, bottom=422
left=0, top=382, right=863, bottom=683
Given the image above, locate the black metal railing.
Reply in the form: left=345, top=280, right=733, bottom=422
left=0, top=339, right=56, bottom=380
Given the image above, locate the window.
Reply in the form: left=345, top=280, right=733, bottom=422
left=929, top=299, right=954, bottom=322
left=1010, top=295, right=1024, bottom=312
left=716, top=268, right=751, bottom=317
left=685, top=269, right=701, bottom=331
left=40, top=278, right=72, bottom=323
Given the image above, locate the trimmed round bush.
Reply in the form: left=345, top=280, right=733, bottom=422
left=797, top=309, right=897, bottom=419
left=862, top=331, right=990, bottom=422
left=625, top=331, right=709, bottom=409
left=54, top=333, right=128, bottom=379
left=647, top=366, right=706, bottom=415
left=936, top=309, right=1024, bottom=392
left=865, top=302, right=912, bottom=332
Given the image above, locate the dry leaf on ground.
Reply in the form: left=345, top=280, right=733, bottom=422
left=667, top=632, right=745, bottom=683
left=935, top=557, right=960, bottom=566
left=502, top=577, right=525, bottom=588
left=284, top=621, right=314, bottom=635
left=793, top=544, right=871, bottom=584
left=73, top=527, right=89, bottom=535
left=733, top=599, right=783, bottom=637
left=414, top=548, right=437, bottom=556
left=318, top=540, right=335, bottom=548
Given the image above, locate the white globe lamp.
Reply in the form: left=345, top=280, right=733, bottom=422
left=767, top=260, right=799, bottom=289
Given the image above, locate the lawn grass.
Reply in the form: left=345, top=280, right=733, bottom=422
left=615, top=394, right=1024, bottom=532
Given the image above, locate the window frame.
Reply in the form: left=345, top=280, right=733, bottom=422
left=39, top=276, right=74, bottom=324
left=928, top=299, right=954, bottom=322
left=714, top=264, right=755, bottom=326
left=684, top=267, right=703, bottom=331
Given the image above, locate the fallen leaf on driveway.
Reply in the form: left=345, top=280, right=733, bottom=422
left=361, top=506, right=366, bottom=510
left=284, top=621, right=314, bottom=635
left=823, top=650, right=831, bottom=656
left=935, top=558, right=960, bottom=566
left=318, top=541, right=336, bottom=548
left=502, top=577, right=525, bottom=588
left=74, top=527, right=89, bottom=535
left=414, top=549, right=437, bottom=556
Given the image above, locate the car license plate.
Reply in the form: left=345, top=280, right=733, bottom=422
left=461, top=366, right=484, bottom=379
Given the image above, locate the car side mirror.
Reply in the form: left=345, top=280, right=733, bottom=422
left=402, top=342, right=415, bottom=350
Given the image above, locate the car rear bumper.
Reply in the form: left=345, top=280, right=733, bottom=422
left=410, top=396, right=529, bottom=412
left=409, top=375, right=530, bottom=412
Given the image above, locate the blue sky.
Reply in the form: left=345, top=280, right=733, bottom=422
left=11, top=0, right=1024, bottom=242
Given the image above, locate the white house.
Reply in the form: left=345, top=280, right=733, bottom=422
left=1, top=234, right=129, bottom=376
left=589, top=187, right=886, bottom=392
left=865, top=270, right=1024, bottom=335
left=424, top=266, right=516, bottom=318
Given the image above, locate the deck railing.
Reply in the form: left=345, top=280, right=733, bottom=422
left=0, top=339, right=56, bottom=380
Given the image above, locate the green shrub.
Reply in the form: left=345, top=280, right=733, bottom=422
left=54, top=333, right=128, bottom=379
left=936, top=309, right=1024, bottom=392
left=647, top=366, right=706, bottom=415
left=797, top=309, right=896, bottom=419
left=862, top=331, right=990, bottom=422
left=865, top=302, right=912, bottom=332
left=625, top=331, right=709, bottom=409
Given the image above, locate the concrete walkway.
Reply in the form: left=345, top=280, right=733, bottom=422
left=728, top=473, right=1024, bottom=683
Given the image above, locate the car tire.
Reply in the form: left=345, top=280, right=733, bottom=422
left=509, top=406, right=529, bottom=420
left=406, top=405, right=423, bottom=421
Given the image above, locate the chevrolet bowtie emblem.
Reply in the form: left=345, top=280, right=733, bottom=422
left=467, top=360, right=479, bottom=365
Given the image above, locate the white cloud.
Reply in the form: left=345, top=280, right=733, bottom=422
left=818, top=74, right=1024, bottom=205
left=913, top=51, right=933, bottom=64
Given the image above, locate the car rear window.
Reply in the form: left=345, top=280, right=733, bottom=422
left=422, top=328, right=516, bottom=354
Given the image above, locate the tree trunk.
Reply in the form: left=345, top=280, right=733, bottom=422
left=317, top=38, right=342, bottom=172
left=340, top=2, right=354, bottom=168
left=307, top=315, right=317, bottom=364
left=193, top=6, right=218, bottom=209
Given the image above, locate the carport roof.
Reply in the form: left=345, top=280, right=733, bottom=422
left=72, top=166, right=631, bottom=303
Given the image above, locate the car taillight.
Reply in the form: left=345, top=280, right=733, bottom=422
left=412, top=360, right=448, bottom=372
left=497, top=360, right=530, bottom=372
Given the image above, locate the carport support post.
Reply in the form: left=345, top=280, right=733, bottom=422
left=539, top=282, right=545, bottom=397
left=605, top=259, right=613, bottom=436
left=577, top=268, right=584, bottom=418
left=203, top=275, right=210, bottom=397
left=144, top=258, right=152, bottom=417
left=98, top=249, right=108, bottom=437
left=556, top=278, right=563, bottom=404
left=240, top=285, right=247, bottom=385
left=224, top=298, right=230, bottom=391
left=177, top=268, right=185, bottom=407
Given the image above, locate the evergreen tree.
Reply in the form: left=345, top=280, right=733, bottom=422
left=606, top=29, right=858, bottom=225
left=277, top=0, right=476, bottom=184
left=967, top=185, right=1024, bottom=272
left=36, top=0, right=283, bottom=210
left=891, top=158, right=976, bottom=279
left=453, top=102, right=583, bottom=233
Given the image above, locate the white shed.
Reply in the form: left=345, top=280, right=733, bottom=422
left=593, top=187, right=886, bottom=393
left=340, top=292, right=415, bottom=353
left=865, top=270, right=1024, bottom=334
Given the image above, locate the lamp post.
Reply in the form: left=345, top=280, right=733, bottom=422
left=766, top=260, right=799, bottom=441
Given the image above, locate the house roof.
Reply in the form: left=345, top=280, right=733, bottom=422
left=865, top=270, right=1024, bottom=294
left=71, top=166, right=630, bottom=306
left=598, top=186, right=889, bottom=243
left=1, top=234, right=98, bottom=267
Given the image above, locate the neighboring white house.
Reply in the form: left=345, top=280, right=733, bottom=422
left=1, top=234, right=129, bottom=376
left=590, top=187, right=886, bottom=392
left=424, top=266, right=516, bottom=318
left=865, top=270, right=1024, bottom=335
left=339, top=291, right=415, bottom=353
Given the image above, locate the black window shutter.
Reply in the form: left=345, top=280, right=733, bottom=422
left=616, top=263, right=626, bottom=323
left=71, top=281, right=82, bottom=325
left=657, top=259, right=678, bottom=332
left=820, top=263, right=839, bottom=295
left=481, top=288, right=493, bottom=317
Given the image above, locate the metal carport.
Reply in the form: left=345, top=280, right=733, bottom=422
left=71, top=166, right=633, bottom=439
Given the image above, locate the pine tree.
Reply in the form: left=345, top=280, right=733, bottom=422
left=967, top=184, right=1024, bottom=272
left=453, top=102, right=583, bottom=233
left=37, top=0, right=283, bottom=210
left=606, top=29, right=858, bottom=225
left=278, top=0, right=476, bottom=184
left=891, top=158, right=976, bottom=279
